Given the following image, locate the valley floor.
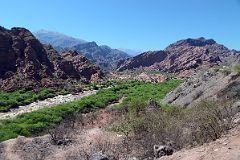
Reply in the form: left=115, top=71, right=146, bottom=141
left=1, top=79, right=239, bottom=159
left=0, top=90, right=97, bottom=120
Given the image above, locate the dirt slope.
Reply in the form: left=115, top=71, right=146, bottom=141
left=160, top=126, right=240, bottom=160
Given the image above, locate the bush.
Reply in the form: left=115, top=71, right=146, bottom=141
left=128, top=99, right=146, bottom=117
left=233, top=64, right=240, bottom=74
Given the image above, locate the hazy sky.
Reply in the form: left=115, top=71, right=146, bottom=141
left=1, top=0, right=240, bottom=51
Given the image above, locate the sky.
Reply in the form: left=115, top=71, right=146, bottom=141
left=0, top=0, right=240, bottom=51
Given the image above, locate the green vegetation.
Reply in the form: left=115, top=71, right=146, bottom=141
left=214, top=64, right=240, bottom=76
left=233, top=64, right=240, bottom=74
left=0, top=89, right=70, bottom=112
left=80, top=81, right=113, bottom=91
left=0, top=79, right=181, bottom=142
left=116, top=80, right=182, bottom=107
left=0, top=89, right=118, bottom=141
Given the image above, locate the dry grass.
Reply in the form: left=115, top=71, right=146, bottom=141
left=111, top=100, right=237, bottom=159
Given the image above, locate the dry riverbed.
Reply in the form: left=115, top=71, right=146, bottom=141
left=0, top=90, right=97, bottom=120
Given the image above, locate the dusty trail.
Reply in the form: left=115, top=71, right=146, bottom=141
left=0, top=90, right=97, bottom=120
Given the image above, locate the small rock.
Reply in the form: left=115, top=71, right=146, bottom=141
left=91, top=151, right=109, bottom=160
left=154, top=145, right=174, bottom=158
left=223, top=142, right=228, bottom=145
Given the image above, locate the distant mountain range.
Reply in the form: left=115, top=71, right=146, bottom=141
left=34, top=30, right=87, bottom=48
left=117, top=48, right=143, bottom=56
left=34, top=30, right=130, bottom=70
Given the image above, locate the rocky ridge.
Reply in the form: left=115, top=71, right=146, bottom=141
left=117, top=38, right=240, bottom=77
left=0, top=26, right=103, bottom=91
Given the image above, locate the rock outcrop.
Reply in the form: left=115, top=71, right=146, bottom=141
left=117, top=38, right=240, bottom=77
left=61, top=51, right=103, bottom=82
left=117, top=51, right=168, bottom=71
left=0, top=26, right=103, bottom=91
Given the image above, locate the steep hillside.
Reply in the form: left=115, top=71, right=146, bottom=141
left=34, top=30, right=130, bottom=70
left=162, top=67, right=240, bottom=108
left=0, top=26, right=103, bottom=91
left=117, top=38, right=240, bottom=77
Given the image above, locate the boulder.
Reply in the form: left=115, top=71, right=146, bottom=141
left=146, top=99, right=161, bottom=113
left=154, top=145, right=174, bottom=158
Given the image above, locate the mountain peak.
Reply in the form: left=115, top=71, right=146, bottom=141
left=168, top=37, right=216, bottom=48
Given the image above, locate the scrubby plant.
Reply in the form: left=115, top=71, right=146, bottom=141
left=233, top=64, right=240, bottom=74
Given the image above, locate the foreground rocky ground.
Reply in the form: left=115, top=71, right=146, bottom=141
left=0, top=106, right=240, bottom=160
left=0, top=107, right=126, bottom=160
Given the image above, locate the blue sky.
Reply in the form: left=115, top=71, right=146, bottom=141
left=1, top=0, right=240, bottom=51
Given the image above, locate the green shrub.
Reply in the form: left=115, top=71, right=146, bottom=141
left=233, top=64, right=240, bottom=74
left=128, top=99, right=146, bottom=117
